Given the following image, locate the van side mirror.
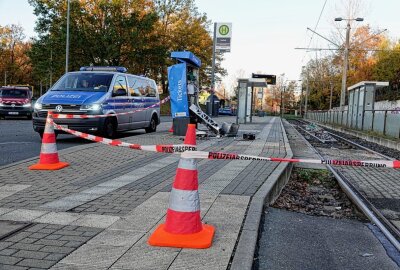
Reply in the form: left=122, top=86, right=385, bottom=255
left=112, top=88, right=127, bottom=97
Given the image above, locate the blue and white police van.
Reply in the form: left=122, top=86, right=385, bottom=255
left=33, top=66, right=160, bottom=138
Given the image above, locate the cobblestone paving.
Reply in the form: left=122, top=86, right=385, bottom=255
left=65, top=118, right=287, bottom=216
left=317, top=147, right=400, bottom=200
left=0, top=132, right=181, bottom=210
left=66, top=137, right=235, bottom=216
left=0, top=223, right=102, bottom=269
left=0, top=116, right=289, bottom=269
left=221, top=118, right=286, bottom=195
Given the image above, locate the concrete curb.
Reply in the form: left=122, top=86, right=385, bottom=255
left=230, top=118, right=293, bottom=270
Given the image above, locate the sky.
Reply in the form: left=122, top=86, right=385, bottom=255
left=1, top=0, right=400, bottom=94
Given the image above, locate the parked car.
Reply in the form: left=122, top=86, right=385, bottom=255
left=218, top=106, right=235, bottom=116
left=32, top=66, right=160, bottom=138
left=0, top=86, right=33, bottom=119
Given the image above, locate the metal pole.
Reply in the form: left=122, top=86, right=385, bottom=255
left=65, top=0, right=70, bottom=73
left=282, top=86, right=286, bottom=116
left=340, top=22, right=350, bottom=111
left=244, top=86, right=248, bottom=124
left=280, top=86, right=283, bottom=117
left=299, top=85, right=303, bottom=116
left=329, top=81, right=334, bottom=110
left=210, top=22, right=217, bottom=116
left=236, top=85, right=239, bottom=125
left=4, top=71, right=6, bottom=85
left=261, top=88, right=264, bottom=111
left=250, top=85, right=254, bottom=123
left=305, top=75, right=309, bottom=115
left=50, top=48, right=53, bottom=87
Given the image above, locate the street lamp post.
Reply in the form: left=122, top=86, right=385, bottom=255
left=210, top=22, right=217, bottom=116
left=65, top=0, right=70, bottom=73
left=335, top=17, right=363, bottom=111
left=304, top=74, right=309, bottom=115
left=329, top=81, right=334, bottom=110
left=280, top=86, right=285, bottom=117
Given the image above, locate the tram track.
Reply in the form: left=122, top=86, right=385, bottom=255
left=288, top=119, right=400, bottom=252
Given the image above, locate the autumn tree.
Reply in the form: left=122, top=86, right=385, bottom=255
left=153, top=0, right=225, bottom=92
left=29, top=0, right=159, bottom=83
left=330, top=25, right=387, bottom=87
left=28, top=0, right=220, bottom=93
left=0, top=24, right=32, bottom=85
left=302, top=23, right=387, bottom=109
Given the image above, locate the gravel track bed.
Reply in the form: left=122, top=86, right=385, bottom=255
left=297, top=119, right=400, bottom=160
left=273, top=167, right=366, bottom=220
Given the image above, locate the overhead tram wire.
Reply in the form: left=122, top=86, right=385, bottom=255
left=301, top=0, right=328, bottom=63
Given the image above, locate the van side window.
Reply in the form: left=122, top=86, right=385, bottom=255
left=127, top=76, right=142, bottom=97
left=112, top=75, right=127, bottom=96
left=137, top=80, right=147, bottom=96
left=143, top=80, right=157, bottom=97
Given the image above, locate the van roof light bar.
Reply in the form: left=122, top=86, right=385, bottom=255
left=79, top=66, right=128, bottom=73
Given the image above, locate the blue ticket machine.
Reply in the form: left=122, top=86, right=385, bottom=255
left=168, top=51, right=201, bottom=136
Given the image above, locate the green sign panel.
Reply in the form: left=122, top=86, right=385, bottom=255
left=219, top=25, right=230, bottom=36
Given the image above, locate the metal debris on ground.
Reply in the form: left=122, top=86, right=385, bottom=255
left=243, top=133, right=256, bottom=140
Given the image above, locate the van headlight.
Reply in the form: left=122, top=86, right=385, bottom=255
left=34, top=102, right=42, bottom=110
left=23, top=103, right=32, bottom=107
left=80, top=104, right=101, bottom=111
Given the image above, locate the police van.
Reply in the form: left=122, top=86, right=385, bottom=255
left=32, top=66, right=160, bottom=138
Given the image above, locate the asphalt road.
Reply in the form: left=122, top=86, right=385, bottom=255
left=257, top=208, right=399, bottom=270
left=0, top=116, right=172, bottom=167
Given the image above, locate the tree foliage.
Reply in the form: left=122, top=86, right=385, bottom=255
left=0, top=24, right=32, bottom=85
left=26, top=0, right=224, bottom=92
left=301, top=23, right=400, bottom=110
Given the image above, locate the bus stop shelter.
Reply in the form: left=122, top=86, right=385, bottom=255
left=236, top=78, right=267, bottom=124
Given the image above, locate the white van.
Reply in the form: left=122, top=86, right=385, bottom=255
left=32, top=66, right=160, bottom=138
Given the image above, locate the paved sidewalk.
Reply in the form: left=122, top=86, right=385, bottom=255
left=0, top=116, right=288, bottom=269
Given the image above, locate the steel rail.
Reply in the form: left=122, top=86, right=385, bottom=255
left=328, top=166, right=400, bottom=251
left=292, top=123, right=328, bottom=143
left=327, top=131, right=395, bottom=161
left=292, top=120, right=400, bottom=251
left=299, top=119, right=394, bottom=161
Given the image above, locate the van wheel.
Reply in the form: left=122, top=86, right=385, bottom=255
left=102, top=117, right=117, bottom=138
left=145, top=115, right=157, bottom=133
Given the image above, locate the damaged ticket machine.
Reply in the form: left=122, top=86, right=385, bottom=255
left=168, top=51, right=238, bottom=136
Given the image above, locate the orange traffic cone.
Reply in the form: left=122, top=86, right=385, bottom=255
left=168, top=125, right=173, bottom=132
left=29, top=112, right=69, bottom=170
left=148, top=124, right=214, bottom=249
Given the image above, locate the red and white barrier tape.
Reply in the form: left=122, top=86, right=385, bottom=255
left=181, top=151, right=400, bottom=169
left=51, top=117, right=400, bottom=169
left=52, top=96, right=170, bottom=119
left=52, top=121, right=196, bottom=153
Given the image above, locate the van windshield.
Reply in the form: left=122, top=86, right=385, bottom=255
left=0, top=88, right=29, bottom=98
left=51, top=73, right=114, bottom=92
